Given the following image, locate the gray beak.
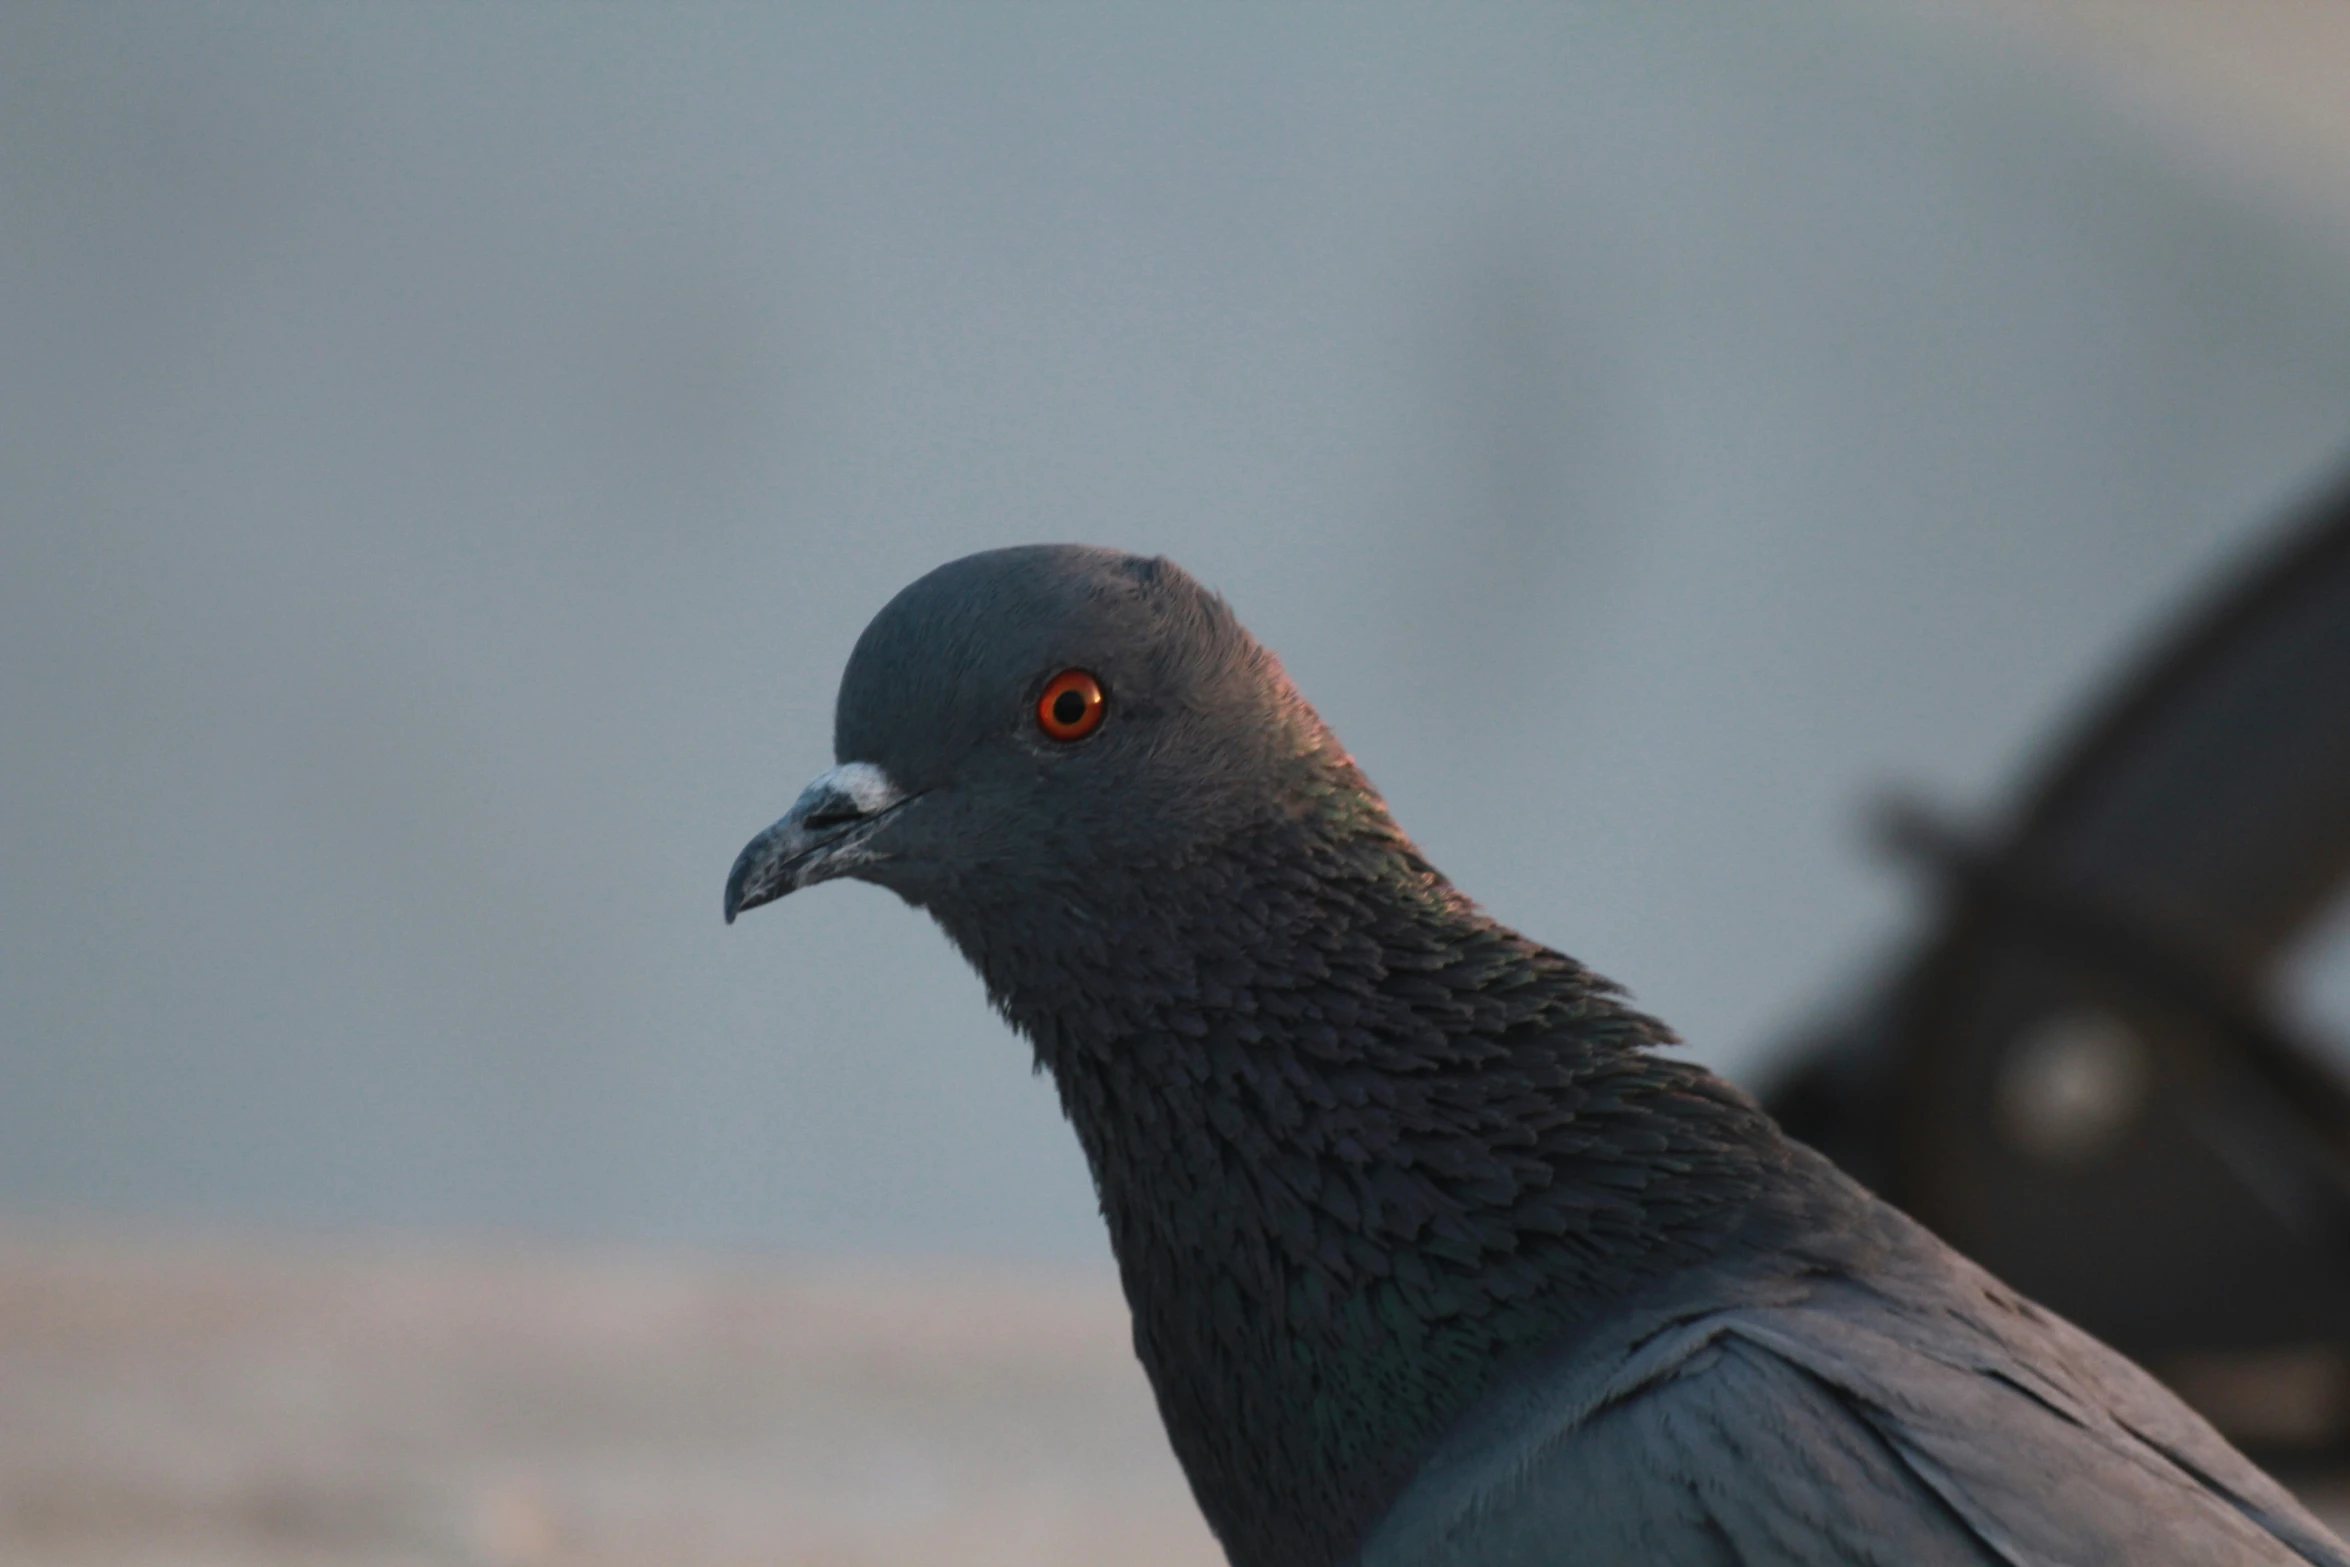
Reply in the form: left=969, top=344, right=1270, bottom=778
left=724, top=761, right=909, bottom=923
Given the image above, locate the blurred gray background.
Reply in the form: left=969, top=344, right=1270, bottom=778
left=8, top=1, right=2350, bottom=1263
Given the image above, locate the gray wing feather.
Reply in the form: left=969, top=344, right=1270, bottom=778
left=1456, top=1331, right=2012, bottom=1567
left=1362, top=1205, right=2350, bottom=1567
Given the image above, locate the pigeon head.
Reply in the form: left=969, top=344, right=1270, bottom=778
left=725, top=544, right=1362, bottom=930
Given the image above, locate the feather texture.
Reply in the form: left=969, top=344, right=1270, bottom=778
left=731, top=546, right=2350, bottom=1567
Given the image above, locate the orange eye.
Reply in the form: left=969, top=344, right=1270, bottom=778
left=1036, top=669, right=1106, bottom=741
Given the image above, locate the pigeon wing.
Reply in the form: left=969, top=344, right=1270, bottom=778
left=1363, top=1236, right=2348, bottom=1567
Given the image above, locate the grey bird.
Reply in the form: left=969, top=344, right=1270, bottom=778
left=726, top=545, right=2350, bottom=1567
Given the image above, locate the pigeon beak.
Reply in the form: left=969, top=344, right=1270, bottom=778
left=724, top=761, right=910, bottom=923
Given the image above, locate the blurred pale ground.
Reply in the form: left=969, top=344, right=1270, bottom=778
left=0, top=1230, right=2342, bottom=1566
left=9, top=0, right=2350, bottom=1561
left=0, top=1232, right=1223, bottom=1567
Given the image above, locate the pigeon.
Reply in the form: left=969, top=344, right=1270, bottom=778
left=726, top=545, right=2350, bottom=1567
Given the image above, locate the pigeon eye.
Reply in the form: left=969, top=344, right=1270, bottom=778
left=1036, top=669, right=1107, bottom=741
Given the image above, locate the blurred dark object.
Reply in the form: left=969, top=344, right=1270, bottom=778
left=1765, top=473, right=2350, bottom=1453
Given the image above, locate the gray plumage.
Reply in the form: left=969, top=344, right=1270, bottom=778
left=726, top=545, right=2348, bottom=1567
left=1365, top=1197, right=2343, bottom=1566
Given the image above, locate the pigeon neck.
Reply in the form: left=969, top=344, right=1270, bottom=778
left=942, top=795, right=1784, bottom=1567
